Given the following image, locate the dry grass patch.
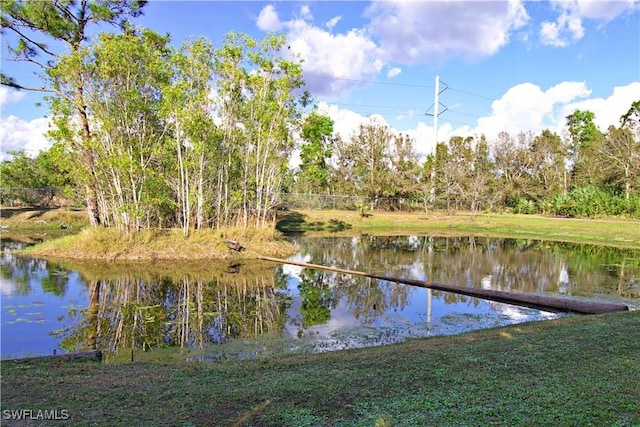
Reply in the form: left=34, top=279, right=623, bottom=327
left=23, top=226, right=297, bottom=260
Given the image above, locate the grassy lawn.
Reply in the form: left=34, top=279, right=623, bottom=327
left=277, top=210, right=640, bottom=249
left=2, top=310, right=638, bottom=426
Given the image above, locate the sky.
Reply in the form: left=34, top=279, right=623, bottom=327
left=1, top=0, right=639, bottom=161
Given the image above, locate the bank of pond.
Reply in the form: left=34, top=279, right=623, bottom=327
left=1, top=235, right=638, bottom=362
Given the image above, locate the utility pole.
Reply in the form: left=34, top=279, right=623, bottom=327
left=433, top=75, right=440, bottom=152
left=425, top=75, right=448, bottom=205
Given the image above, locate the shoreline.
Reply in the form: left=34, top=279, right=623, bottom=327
left=2, top=209, right=640, bottom=261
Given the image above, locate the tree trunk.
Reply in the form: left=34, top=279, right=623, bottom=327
left=77, top=82, right=101, bottom=226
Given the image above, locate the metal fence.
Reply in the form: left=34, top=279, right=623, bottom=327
left=0, top=187, right=80, bottom=208
left=0, top=188, right=428, bottom=213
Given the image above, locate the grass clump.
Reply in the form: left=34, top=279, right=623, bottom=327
left=23, top=226, right=297, bottom=260
left=1, top=311, right=638, bottom=426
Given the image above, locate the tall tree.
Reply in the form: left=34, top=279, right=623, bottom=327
left=58, top=29, right=172, bottom=232
left=214, top=32, right=306, bottom=228
left=1, top=0, right=147, bottom=226
left=529, top=129, right=566, bottom=201
left=389, top=133, right=421, bottom=205
left=297, top=111, right=335, bottom=195
left=601, top=125, right=640, bottom=200
left=161, top=37, right=218, bottom=235
left=348, top=117, right=394, bottom=202
left=492, top=131, right=536, bottom=207
left=418, top=154, right=436, bottom=214
left=611, top=100, right=640, bottom=199
left=466, top=135, right=495, bottom=218
left=566, top=110, right=605, bottom=189
left=331, top=134, right=358, bottom=196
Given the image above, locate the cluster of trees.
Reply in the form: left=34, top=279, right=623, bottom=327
left=2, top=1, right=308, bottom=234
left=1, top=2, right=639, bottom=229
left=289, top=104, right=640, bottom=218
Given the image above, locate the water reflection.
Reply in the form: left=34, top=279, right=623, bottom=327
left=59, top=273, right=289, bottom=356
left=290, top=235, right=640, bottom=299
left=1, top=236, right=638, bottom=359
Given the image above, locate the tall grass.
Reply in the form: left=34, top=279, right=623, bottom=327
left=24, top=225, right=297, bottom=260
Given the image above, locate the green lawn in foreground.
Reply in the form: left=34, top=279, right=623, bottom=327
left=2, top=311, right=639, bottom=426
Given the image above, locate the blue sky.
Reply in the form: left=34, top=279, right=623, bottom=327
left=1, top=0, right=639, bottom=160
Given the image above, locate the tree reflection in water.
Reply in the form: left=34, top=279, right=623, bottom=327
left=54, top=264, right=290, bottom=357
left=1, top=236, right=638, bottom=359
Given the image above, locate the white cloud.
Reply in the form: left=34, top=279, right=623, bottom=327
left=474, top=82, right=592, bottom=137
left=316, top=101, right=370, bottom=141
left=0, top=115, right=51, bottom=160
left=255, top=3, right=541, bottom=99
left=456, top=81, right=639, bottom=144
left=256, top=5, right=282, bottom=31
left=559, top=81, right=640, bottom=131
left=255, top=5, right=385, bottom=98
left=0, top=87, right=26, bottom=107
left=317, top=81, right=640, bottom=161
left=325, top=15, right=342, bottom=29
left=285, top=19, right=384, bottom=98
left=540, top=12, right=585, bottom=47
left=546, top=81, right=592, bottom=104
left=300, top=4, right=313, bottom=21
left=387, top=67, right=402, bottom=78
left=316, top=102, right=463, bottom=159
left=365, top=0, right=529, bottom=63
left=540, top=0, right=638, bottom=46
left=567, top=0, right=638, bottom=21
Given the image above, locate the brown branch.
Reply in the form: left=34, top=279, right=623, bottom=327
left=0, top=79, right=55, bottom=94
left=3, top=25, right=58, bottom=58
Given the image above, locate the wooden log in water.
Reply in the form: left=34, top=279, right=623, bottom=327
left=4, top=350, right=103, bottom=363
left=258, top=256, right=629, bottom=315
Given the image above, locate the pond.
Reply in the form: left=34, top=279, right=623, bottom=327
left=1, top=236, right=638, bottom=361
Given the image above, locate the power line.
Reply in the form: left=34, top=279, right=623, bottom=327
left=304, top=73, right=434, bottom=89
left=305, top=73, right=557, bottom=118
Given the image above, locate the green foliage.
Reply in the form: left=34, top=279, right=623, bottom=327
left=2, top=0, right=148, bottom=225
left=297, top=112, right=335, bottom=194
left=566, top=109, right=606, bottom=189
left=332, top=117, right=420, bottom=206
left=3, top=3, right=638, bottom=225
left=0, top=147, right=76, bottom=206
left=213, top=31, right=307, bottom=228
left=298, top=271, right=331, bottom=328
left=514, top=198, right=536, bottom=214
left=545, top=186, right=640, bottom=218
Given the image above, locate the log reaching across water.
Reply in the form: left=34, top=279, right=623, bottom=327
left=258, top=256, right=629, bottom=315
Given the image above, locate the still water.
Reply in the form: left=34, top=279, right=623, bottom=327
left=1, top=236, right=638, bottom=361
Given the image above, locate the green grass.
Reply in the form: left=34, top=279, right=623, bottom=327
left=2, top=311, right=638, bottom=426
left=278, top=210, right=640, bottom=249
